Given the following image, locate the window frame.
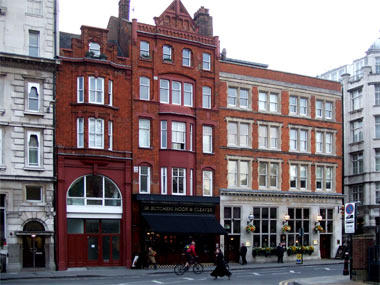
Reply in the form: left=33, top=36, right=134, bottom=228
left=108, top=121, right=113, bottom=150
left=163, top=45, right=172, bottom=62
left=315, top=164, right=335, bottom=192
left=227, top=157, right=252, bottom=188
left=25, top=185, right=42, bottom=202
left=375, top=85, right=380, bottom=106
left=351, top=89, right=362, bottom=111
left=202, top=53, right=211, bottom=71
left=26, top=82, right=40, bottom=112
left=228, top=86, right=251, bottom=110
left=140, top=41, right=150, bottom=58
left=202, top=170, right=213, bottom=196
left=203, top=125, right=213, bottom=154
left=27, top=0, right=42, bottom=16
left=258, top=160, right=281, bottom=190
left=351, top=184, right=363, bottom=203
left=252, top=207, right=278, bottom=248
left=29, top=30, right=39, bottom=57
left=182, top=48, right=192, bottom=67
left=202, top=86, right=212, bottom=109
left=108, top=80, right=113, bottom=106
left=139, top=166, right=151, bottom=194
left=161, top=167, right=167, bottom=195
left=351, top=119, right=363, bottom=143
left=375, top=116, right=380, bottom=139
left=226, top=118, right=253, bottom=148
left=139, top=77, right=150, bottom=101
left=26, top=131, right=41, bottom=167
left=172, top=167, right=186, bottom=195
left=160, top=121, right=167, bottom=149
left=171, top=121, right=186, bottom=150
left=258, top=122, right=281, bottom=150
left=315, top=99, right=334, bottom=120
left=352, top=152, right=364, bottom=174
left=289, top=163, right=311, bottom=191
left=88, top=118, right=104, bottom=149
left=289, top=95, right=310, bottom=117
left=77, top=118, right=84, bottom=148
left=88, top=76, right=104, bottom=104
left=289, top=126, right=310, bottom=153
left=89, top=42, right=101, bottom=57
left=139, top=119, right=151, bottom=148
left=77, top=77, right=84, bottom=103
left=315, top=129, right=335, bottom=154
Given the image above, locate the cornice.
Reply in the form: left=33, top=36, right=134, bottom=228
left=0, top=52, right=58, bottom=71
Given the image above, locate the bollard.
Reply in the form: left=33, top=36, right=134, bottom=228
left=343, top=252, right=349, bottom=275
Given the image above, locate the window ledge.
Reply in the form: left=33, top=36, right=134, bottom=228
left=258, top=187, right=281, bottom=191
left=0, top=165, right=6, bottom=171
left=162, top=59, right=173, bottom=64
left=258, top=147, right=281, bottom=152
left=373, top=138, right=380, bottom=141
left=226, top=106, right=252, bottom=112
left=203, top=152, right=215, bottom=155
left=139, top=146, right=153, bottom=150
left=23, top=167, right=45, bottom=172
left=0, top=109, right=5, bottom=115
left=349, top=108, right=363, bottom=115
left=139, top=56, right=152, bottom=61
left=23, top=111, right=44, bottom=117
left=226, top=146, right=252, bottom=150
left=349, top=141, right=364, bottom=146
left=258, top=110, right=281, bottom=115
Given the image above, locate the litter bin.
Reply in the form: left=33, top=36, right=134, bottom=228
left=0, top=253, right=6, bottom=273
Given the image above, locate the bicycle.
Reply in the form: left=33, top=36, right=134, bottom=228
left=174, top=256, right=204, bottom=275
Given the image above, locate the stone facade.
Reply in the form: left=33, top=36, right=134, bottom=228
left=0, top=0, right=57, bottom=271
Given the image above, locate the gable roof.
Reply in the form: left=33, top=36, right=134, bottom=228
left=154, top=0, right=198, bottom=33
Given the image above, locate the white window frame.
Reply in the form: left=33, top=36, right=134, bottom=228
left=351, top=184, right=363, bottom=203
left=172, top=121, right=186, bottom=150
left=160, top=79, right=169, bottom=103
left=140, top=41, right=150, bottom=58
left=190, top=169, right=193, bottom=196
left=289, top=126, right=310, bottom=152
left=27, top=0, right=42, bottom=15
left=316, top=165, right=335, bottom=192
left=352, top=152, right=364, bottom=174
left=108, top=80, right=113, bottom=106
left=182, top=49, right=191, bottom=67
left=88, top=77, right=104, bottom=104
left=89, top=42, right=100, bottom=57
left=228, top=86, right=251, bottom=109
left=77, top=118, right=84, bottom=148
left=139, top=166, right=151, bottom=194
left=227, top=157, right=252, bottom=188
left=0, top=129, right=2, bottom=165
left=375, top=149, right=380, bottom=172
left=161, top=167, right=167, bottom=195
left=172, top=168, right=186, bottom=195
left=163, top=45, right=172, bottom=61
left=139, top=119, right=150, bottom=148
left=184, top=83, right=193, bottom=107
left=258, top=122, right=281, bottom=150
left=29, top=30, right=39, bottom=57
left=108, top=121, right=113, bottom=150
left=375, top=116, right=380, bottom=139
left=88, top=118, right=104, bottom=149
left=202, top=86, right=212, bottom=109
left=140, top=77, right=150, bottom=101
left=202, top=53, right=211, bottom=71
left=203, top=125, right=213, bottom=154
left=289, top=163, right=311, bottom=191
left=226, top=118, right=253, bottom=148
left=27, top=131, right=41, bottom=167
left=27, top=82, right=40, bottom=112
left=172, top=81, right=181, bottom=105
left=160, top=121, right=167, bottom=149
left=190, top=124, right=193, bottom=151
left=289, top=95, right=309, bottom=117
left=351, top=89, right=362, bottom=111
left=77, top=77, right=84, bottom=103
left=203, top=170, right=213, bottom=196
left=316, top=129, right=335, bottom=154
left=375, top=85, right=380, bottom=106
left=316, top=99, right=334, bottom=120
left=258, top=160, right=281, bottom=190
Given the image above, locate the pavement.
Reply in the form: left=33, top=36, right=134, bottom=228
left=0, top=259, right=368, bottom=284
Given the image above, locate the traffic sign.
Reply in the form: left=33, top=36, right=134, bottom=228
left=344, top=203, right=356, bottom=234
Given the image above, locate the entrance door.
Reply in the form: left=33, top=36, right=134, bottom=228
left=23, top=236, right=45, bottom=268
left=226, top=235, right=240, bottom=262
left=320, top=235, right=331, bottom=258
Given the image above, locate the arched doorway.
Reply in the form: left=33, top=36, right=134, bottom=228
left=66, top=175, right=123, bottom=267
left=22, top=221, right=45, bottom=268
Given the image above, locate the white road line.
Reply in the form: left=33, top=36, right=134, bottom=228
left=183, top=277, right=194, bottom=280
left=152, top=281, right=164, bottom=284
left=325, top=267, right=331, bottom=270
left=289, top=270, right=295, bottom=273
left=252, top=273, right=260, bottom=275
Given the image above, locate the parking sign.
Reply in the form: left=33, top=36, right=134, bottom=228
left=344, top=203, right=356, bottom=234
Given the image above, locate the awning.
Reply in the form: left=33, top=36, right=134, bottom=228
left=142, top=213, right=227, bottom=235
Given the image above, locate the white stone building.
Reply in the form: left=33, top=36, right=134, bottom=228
left=0, top=0, right=58, bottom=271
left=320, top=38, right=380, bottom=236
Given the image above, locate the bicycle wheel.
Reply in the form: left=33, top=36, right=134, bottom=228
left=192, top=262, right=204, bottom=274
left=174, top=264, right=185, bottom=275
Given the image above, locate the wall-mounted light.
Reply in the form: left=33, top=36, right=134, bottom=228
left=247, top=213, right=254, bottom=225
left=315, top=215, right=322, bottom=225
left=283, top=214, right=290, bottom=225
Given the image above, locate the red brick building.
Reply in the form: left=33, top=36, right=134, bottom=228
left=218, top=59, right=343, bottom=262
left=55, top=0, right=343, bottom=269
left=56, top=26, right=133, bottom=269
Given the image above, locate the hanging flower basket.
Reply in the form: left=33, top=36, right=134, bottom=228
left=246, top=224, right=256, bottom=233
left=314, top=225, right=324, bottom=233
left=282, top=224, right=291, bottom=232
left=307, top=246, right=314, bottom=255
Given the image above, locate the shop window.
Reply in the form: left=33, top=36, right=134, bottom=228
left=252, top=207, right=277, bottom=247
left=286, top=208, right=310, bottom=246
left=319, top=208, right=333, bottom=234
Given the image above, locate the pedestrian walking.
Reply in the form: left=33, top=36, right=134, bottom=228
left=147, top=247, right=157, bottom=269
left=210, top=248, right=232, bottom=280
left=276, top=243, right=284, bottom=263
left=240, top=242, right=247, bottom=265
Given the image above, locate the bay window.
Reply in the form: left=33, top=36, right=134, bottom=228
left=89, top=118, right=104, bottom=149
left=89, top=77, right=104, bottom=104
left=172, top=168, right=186, bottom=195
left=172, top=122, right=186, bottom=150
left=139, top=119, right=150, bottom=148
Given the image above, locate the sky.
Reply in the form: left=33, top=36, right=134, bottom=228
left=58, top=0, right=380, bottom=77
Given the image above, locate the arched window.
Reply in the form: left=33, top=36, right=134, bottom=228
left=23, top=221, right=45, bottom=232
left=67, top=175, right=121, bottom=207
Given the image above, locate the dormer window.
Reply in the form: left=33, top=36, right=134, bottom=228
left=89, top=42, right=100, bottom=57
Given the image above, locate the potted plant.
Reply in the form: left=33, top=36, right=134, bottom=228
left=246, top=224, right=256, bottom=233
left=282, top=224, right=291, bottom=232
left=314, top=225, right=324, bottom=233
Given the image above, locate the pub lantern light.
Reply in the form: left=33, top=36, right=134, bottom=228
left=247, top=213, right=254, bottom=225
left=315, top=215, right=322, bottom=225
left=283, top=214, right=290, bottom=225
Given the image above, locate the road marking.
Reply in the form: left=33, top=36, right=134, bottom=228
left=289, top=270, right=295, bottom=273
left=183, top=277, right=194, bottom=280
left=325, top=267, right=331, bottom=270
left=152, top=281, right=164, bottom=284
left=252, top=273, right=260, bottom=275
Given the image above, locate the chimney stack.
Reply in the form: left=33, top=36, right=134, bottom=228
left=119, top=0, right=130, bottom=21
left=194, top=6, right=213, bottom=37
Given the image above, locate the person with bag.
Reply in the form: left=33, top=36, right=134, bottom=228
left=276, top=243, right=284, bottom=263
left=147, top=247, right=157, bottom=269
left=210, top=248, right=231, bottom=280
left=184, top=241, right=197, bottom=270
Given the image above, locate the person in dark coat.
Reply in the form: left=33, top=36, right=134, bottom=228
left=276, top=243, right=284, bottom=263
left=210, top=248, right=232, bottom=280
left=240, top=243, right=247, bottom=265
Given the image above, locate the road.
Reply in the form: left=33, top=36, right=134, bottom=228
left=2, top=263, right=344, bottom=285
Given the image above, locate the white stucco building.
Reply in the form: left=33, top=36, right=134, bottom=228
left=320, top=38, right=380, bottom=236
left=0, top=0, right=58, bottom=271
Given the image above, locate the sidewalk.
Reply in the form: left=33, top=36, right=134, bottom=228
left=0, top=259, right=345, bottom=281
